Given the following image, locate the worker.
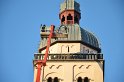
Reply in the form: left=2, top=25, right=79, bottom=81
left=41, top=25, right=46, bottom=32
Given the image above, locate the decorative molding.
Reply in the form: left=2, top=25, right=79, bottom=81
left=79, top=65, right=84, bottom=69
left=49, top=65, right=55, bottom=69
left=71, top=45, right=74, bottom=48
left=66, top=45, right=69, bottom=48
left=86, top=65, right=91, bottom=69
left=56, top=65, right=63, bottom=69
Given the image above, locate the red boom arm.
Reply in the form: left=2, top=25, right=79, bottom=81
left=35, top=25, right=54, bottom=82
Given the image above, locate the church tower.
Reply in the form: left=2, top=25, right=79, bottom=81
left=33, top=0, right=104, bottom=82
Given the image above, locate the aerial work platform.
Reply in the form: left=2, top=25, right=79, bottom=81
left=40, top=26, right=68, bottom=38
left=35, top=25, right=69, bottom=82
left=40, top=32, right=68, bottom=38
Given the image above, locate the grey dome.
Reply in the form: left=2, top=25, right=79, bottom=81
left=57, top=24, right=100, bottom=48
left=81, top=28, right=99, bottom=48
left=40, top=24, right=100, bottom=52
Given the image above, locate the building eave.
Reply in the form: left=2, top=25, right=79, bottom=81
left=38, top=40, right=101, bottom=53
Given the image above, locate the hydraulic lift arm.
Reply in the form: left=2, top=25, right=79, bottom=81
left=35, top=25, right=54, bottom=82
left=35, top=25, right=68, bottom=82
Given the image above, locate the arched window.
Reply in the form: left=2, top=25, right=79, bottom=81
left=84, top=77, right=89, bottom=82
left=66, top=45, right=69, bottom=53
left=67, top=14, right=73, bottom=20
left=74, top=15, right=79, bottom=23
left=68, top=46, right=69, bottom=52
left=54, top=77, right=59, bottom=82
left=61, top=15, right=65, bottom=22
left=77, top=77, right=82, bottom=82
left=47, top=77, right=52, bottom=82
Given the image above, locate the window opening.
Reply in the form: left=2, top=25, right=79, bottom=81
left=47, top=77, right=52, bottom=82
left=54, top=77, right=59, bottom=82
left=68, top=46, right=69, bottom=52
left=84, top=77, right=89, bottom=82
left=61, top=15, right=65, bottom=22
left=74, top=15, right=79, bottom=23
left=77, top=77, right=82, bottom=82
left=67, top=14, right=73, bottom=20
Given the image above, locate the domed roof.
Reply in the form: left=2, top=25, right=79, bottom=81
left=80, top=27, right=99, bottom=48
left=57, top=24, right=100, bottom=48
left=39, top=24, right=100, bottom=52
